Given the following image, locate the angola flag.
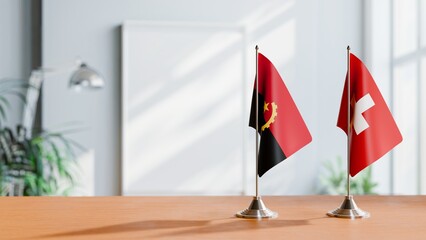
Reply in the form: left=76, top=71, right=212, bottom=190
left=249, top=53, right=312, bottom=177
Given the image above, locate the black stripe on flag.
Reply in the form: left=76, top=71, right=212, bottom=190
left=249, top=91, right=287, bottom=177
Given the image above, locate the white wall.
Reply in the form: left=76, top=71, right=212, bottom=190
left=0, top=0, right=32, bottom=127
left=42, top=0, right=363, bottom=195
left=316, top=0, right=364, bottom=191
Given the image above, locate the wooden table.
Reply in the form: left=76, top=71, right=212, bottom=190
left=1, top=196, right=426, bottom=239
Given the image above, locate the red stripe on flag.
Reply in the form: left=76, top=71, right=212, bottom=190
left=257, top=53, right=312, bottom=157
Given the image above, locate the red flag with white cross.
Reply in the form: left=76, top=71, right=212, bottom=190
left=337, top=53, right=403, bottom=177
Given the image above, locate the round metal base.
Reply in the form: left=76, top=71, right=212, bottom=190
left=236, top=196, right=278, bottom=219
left=327, top=195, right=370, bottom=219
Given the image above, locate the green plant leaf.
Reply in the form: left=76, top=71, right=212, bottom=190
left=1, top=123, right=81, bottom=196
left=319, top=157, right=378, bottom=195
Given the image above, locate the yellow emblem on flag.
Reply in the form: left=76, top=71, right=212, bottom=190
left=261, top=102, right=278, bottom=131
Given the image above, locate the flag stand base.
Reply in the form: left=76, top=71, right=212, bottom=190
left=327, top=195, right=370, bottom=219
left=236, top=196, right=278, bottom=219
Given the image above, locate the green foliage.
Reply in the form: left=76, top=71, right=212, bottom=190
left=319, top=156, right=378, bottom=195
left=0, top=125, right=82, bottom=196
left=0, top=78, right=81, bottom=196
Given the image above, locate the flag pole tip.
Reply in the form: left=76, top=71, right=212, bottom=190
left=347, top=45, right=351, bottom=50
left=255, top=45, right=259, bottom=50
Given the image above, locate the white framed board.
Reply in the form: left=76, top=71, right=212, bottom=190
left=121, top=21, right=249, bottom=195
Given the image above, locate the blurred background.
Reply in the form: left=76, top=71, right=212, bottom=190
left=0, top=0, right=424, bottom=196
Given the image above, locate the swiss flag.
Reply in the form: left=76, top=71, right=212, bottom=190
left=337, top=53, right=402, bottom=177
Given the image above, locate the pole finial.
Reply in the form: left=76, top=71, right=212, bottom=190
left=347, top=45, right=351, bottom=51
left=255, top=45, right=259, bottom=50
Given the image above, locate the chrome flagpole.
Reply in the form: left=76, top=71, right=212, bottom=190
left=256, top=44, right=259, bottom=199
left=327, top=46, right=369, bottom=219
left=236, top=45, right=277, bottom=219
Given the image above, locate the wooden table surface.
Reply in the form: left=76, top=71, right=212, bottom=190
left=1, top=195, right=426, bottom=239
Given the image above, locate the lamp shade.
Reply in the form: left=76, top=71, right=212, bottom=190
left=69, top=63, right=104, bottom=90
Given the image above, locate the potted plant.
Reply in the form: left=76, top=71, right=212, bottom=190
left=0, top=79, right=81, bottom=196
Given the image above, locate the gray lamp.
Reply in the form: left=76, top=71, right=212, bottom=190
left=69, top=63, right=104, bottom=90
left=22, top=60, right=105, bottom=137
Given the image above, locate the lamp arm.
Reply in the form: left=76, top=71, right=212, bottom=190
left=22, top=59, right=82, bottom=136
left=21, top=59, right=103, bottom=136
left=34, top=59, right=82, bottom=77
left=21, top=72, right=43, bottom=137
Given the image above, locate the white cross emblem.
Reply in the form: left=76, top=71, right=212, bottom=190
left=353, top=93, right=375, bottom=135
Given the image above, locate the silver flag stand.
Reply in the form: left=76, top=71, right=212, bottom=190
left=236, top=45, right=277, bottom=219
left=236, top=196, right=277, bottom=219
left=327, top=46, right=369, bottom=219
left=327, top=195, right=369, bottom=219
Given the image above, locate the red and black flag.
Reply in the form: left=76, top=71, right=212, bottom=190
left=249, top=53, right=312, bottom=177
left=337, top=53, right=402, bottom=176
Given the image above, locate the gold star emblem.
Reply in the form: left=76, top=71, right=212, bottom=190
left=264, top=102, right=269, bottom=112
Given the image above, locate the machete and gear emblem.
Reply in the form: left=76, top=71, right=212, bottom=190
left=261, top=101, right=278, bottom=131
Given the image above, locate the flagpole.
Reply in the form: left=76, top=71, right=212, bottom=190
left=255, top=45, right=259, bottom=198
left=326, top=46, right=369, bottom=219
left=346, top=45, right=351, bottom=197
left=236, top=45, right=277, bottom=219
